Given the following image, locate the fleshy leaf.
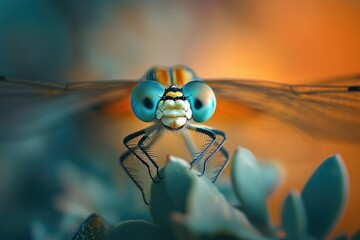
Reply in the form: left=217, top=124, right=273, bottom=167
left=172, top=170, right=265, bottom=240
left=260, top=162, right=282, bottom=196
left=105, top=220, right=173, bottom=240
left=149, top=156, right=192, bottom=225
left=301, top=154, right=349, bottom=239
left=231, top=147, right=272, bottom=235
left=281, top=190, right=307, bottom=239
left=217, top=181, right=241, bottom=207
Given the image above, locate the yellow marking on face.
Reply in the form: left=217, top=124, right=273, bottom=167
left=165, top=91, right=183, bottom=98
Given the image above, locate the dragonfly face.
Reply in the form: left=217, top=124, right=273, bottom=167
left=155, top=86, right=193, bottom=130
left=121, top=66, right=228, bottom=204
left=131, top=67, right=217, bottom=130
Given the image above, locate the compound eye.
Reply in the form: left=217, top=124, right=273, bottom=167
left=131, top=80, right=165, bottom=122
left=182, top=81, right=216, bottom=122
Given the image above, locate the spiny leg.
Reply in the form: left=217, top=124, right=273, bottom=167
left=138, top=132, right=164, bottom=179
left=200, top=128, right=228, bottom=175
left=186, top=123, right=217, bottom=170
left=120, top=150, right=157, bottom=205
left=202, top=129, right=229, bottom=183
left=120, top=150, right=151, bottom=204
left=121, top=123, right=162, bottom=183
left=186, top=123, right=229, bottom=182
left=120, top=124, right=163, bottom=204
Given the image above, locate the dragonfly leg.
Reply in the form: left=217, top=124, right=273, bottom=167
left=119, top=150, right=150, bottom=203
left=186, top=124, right=216, bottom=170
left=138, top=128, right=164, bottom=179
left=186, top=123, right=229, bottom=182
left=120, top=124, right=162, bottom=183
left=120, top=125, right=163, bottom=204
left=202, top=129, right=229, bottom=183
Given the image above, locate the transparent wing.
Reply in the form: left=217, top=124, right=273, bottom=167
left=0, top=76, right=138, bottom=95
left=206, top=74, right=360, bottom=142
left=0, top=76, right=137, bottom=141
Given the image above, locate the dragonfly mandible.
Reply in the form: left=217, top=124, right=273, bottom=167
left=1, top=66, right=360, bottom=204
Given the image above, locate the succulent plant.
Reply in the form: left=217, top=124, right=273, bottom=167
left=72, top=147, right=358, bottom=240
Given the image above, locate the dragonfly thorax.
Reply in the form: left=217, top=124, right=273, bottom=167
left=156, top=87, right=192, bottom=130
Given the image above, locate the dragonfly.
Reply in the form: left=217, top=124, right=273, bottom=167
left=1, top=65, right=360, bottom=204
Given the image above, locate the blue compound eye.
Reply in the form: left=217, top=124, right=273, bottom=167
left=182, top=81, right=216, bottom=122
left=131, top=81, right=165, bottom=122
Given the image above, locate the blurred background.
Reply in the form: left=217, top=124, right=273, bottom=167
left=0, top=0, right=359, bottom=239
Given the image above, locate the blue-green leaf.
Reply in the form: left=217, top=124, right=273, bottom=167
left=281, top=190, right=307, bottom=240
left=172, top=170, right=265, bottom=240
left=301, top=154, right=349, bottom=239
left=149, top=156, right=192, bottom=225
left=260, top=162, right=282, bottom=196
left=231, top=147, right=272, bottom=235
left=105, top=220, right=173, bottom=240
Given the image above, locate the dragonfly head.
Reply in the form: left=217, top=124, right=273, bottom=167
left=131, top=79, right=216, bottom=130
left=156, top=85, right=192, bottom=130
